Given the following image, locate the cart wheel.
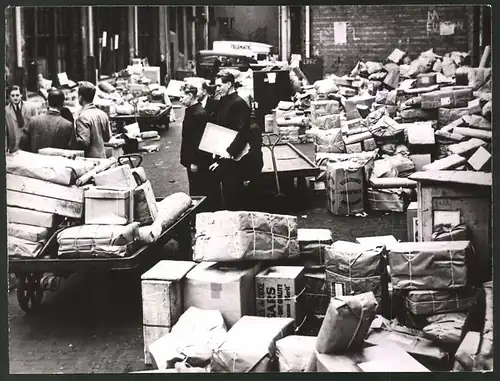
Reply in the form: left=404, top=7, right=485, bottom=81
left=17, top=273, right=44, bottom=313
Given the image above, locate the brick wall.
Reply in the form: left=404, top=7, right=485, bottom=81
left=307, top=5, right=473, bottom=75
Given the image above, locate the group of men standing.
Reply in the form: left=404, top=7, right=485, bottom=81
left=180, top=71, right=263, bottom=212
left=5, top=82, right=112, bottom=159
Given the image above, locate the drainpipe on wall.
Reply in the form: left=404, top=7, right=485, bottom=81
left=88, top=7, right=94, bottom=56
left=278, top=6, right=281, bottom=60
left=204, top=6, right=209, bottom=50
left=15, top=7, right=22, bottom=67
left=305, top=6, right=311, bottom=58
left=134, top=6, right=139, bottom=56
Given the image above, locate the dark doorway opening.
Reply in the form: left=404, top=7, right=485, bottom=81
left=289, top=7, right=302, bottom=55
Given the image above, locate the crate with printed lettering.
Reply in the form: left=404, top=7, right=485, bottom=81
left=255, top=266, right=306, bottom=325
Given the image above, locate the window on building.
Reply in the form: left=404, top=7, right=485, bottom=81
left=217, top=17, right=234, bottom=40
left=168, top=6, right=177, bottom=32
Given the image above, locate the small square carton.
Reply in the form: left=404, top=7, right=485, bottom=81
left=84, top=186, right=134, bottom=225
left=141, top=260, right=197, bottom=327
left=183, top=262, right=261, bottom=328
left=94, top=165, right=138, bottom=189
left=363, top=138, right=377, bottom=152
left=255, top=266, right=306, bottom=324
left=407, top=202, right=419, bottom=242
left=346, top=142, right=363, bottom=154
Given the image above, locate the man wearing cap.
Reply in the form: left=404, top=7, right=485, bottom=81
left=210, top=71, right=263, bottom=211
left=19, top=89, right=75, bottom=153
left=74, top=81, right=112, bottom=158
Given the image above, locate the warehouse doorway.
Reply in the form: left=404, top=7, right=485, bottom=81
left=289, top=6, right=302, bottom=55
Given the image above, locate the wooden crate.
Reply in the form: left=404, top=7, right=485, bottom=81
left=410, top=171, right=492, bottom=282
left=142, top=325, right=171, bottom=365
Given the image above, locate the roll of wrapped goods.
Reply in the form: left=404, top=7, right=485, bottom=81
left=138, top=193, right=192, bottom=244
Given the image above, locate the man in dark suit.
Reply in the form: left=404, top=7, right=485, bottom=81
left=5, top=85, right=38, bottom=147
left=19, top=89, right=75, bottom=153
left=179, top=83, right=214, bottom=205
left=210, top=72, right=263, bottom=211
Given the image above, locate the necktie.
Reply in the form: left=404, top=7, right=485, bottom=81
left=15, top=104, right=24, bottom=128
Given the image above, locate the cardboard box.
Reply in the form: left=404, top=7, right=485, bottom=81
left=468, top=146, right=491, bottom=171
left=326, top=159, right=365, bottom=216
left=84, top=186, right=134, bottom=225
left=134, top=180, right=158, bottom=226
left=183, top=262, right=261, bottom=328
left=94, top=165, right=138, bottom=189
left=368, top=188, right=411, bottom=213
left=211, top=316, right=295, bottom=373
left=7, top=206, right=55, bottom=228
left=388, top=241, right=471, bottom=290
left=316, top=343, right=429, bottom=372
left=407, top=202, right=419, bottom=242
left=297, top=228, right=333, bottom=266
left=346, top=142, right=363, bottom=154
left=363, top=138, right=377, bottom=152
left=423, top=154, right=466, bottom=171
left=276, top=335, right=317, bottom=372
left=407, top=123, right=435, bottom=145
left=356, top=235, right=398, bottom=248
left=143, top=325, right=171, bottom=365
left=141, top=260, right=197, bottom=327
left=8, top=223, right=49, bottom=243
left=303, top=270, right=330, bottom=316
left=410, top=154, right=432, bottom=171
left=255, top=266, right=306, bottom=324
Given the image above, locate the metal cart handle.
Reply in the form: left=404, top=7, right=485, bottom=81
left=262, top=133, right=282, bottom=150
left=118, top=154, right=143, bottom=168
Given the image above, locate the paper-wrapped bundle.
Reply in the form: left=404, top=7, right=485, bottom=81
left=303, top=270, right=330, bottom=316
left=6, top=150, right=97, bottom=186
left=423, top=313, right=467, bottom=347
left=438, top=107, right=469, bottom=127
left=138, top=193, right=192, bottom=244
left=405, top=289, right=477, bottom=316
left=276, top=336, right=317, bottom=372
left=311, top=100, right=341, bottom=118
left=421, top=87, right=473, bottom=109
left=325, top=241, right=385, bottom=302
left=453, top=331, right=481, bottom=371
left=57, top=222, right=140, bottom=258
left=312, top=114, right=341, bottom=130
left=314, top=292, right=378, bottom=354
left=388, top=241, right=471, bottom=290
left=8, top=236, right=44, bottom=258
left=211, top=316, right=295, bottom=373
left=314, top=128, right=345, bottom=153
left=149, top=307, right=227, bottom=370
left=297, top=228, right=333, bottom=267
left=278, top=126, right=301, bottom=144
left=368, top=188, right=412, bottom=213
left=372, top=158, right=399, bottom=178
left=387, top=154, right=415, bottom=177
left=193, top=211, right=299, bottom=262
left=365, top=316, right=449, bottom=366
left=313, top=78, right=339, bottom=94
left=431, top=223, right=469, bottom=242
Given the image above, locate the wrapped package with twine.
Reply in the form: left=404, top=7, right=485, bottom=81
left=211, top=316, right=295, bottom=373
left=314, top=128, right=345, bottom=153
left=303, top=270, right=331, bottom=316
left=149, top=307, right=227, bottom=370
left=297, top=228, right=333, bottom=268
left=423, top=313, right=467, bottom=347
left=8, top=236, right=44, bottom=258
left=405, top=289, right=478, bottom=316
left=325, top=241, right=385, bottom=303
left=314, top=292, right=378, bottom=355
left=57, top=222, right=140, bottom=258
left=388, top=241, right=471, bottom=290
left=193, top=211, right=299, bottom=262
left=276, top=335, right=317, bottom=372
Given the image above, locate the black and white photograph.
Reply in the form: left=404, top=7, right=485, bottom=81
left=4, top=3, right=493, bottom=374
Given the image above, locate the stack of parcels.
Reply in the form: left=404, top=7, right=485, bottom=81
left=379, top=240, right=482, bottom=366
left=55, top=160, right=192, bottom=258
left=324, top=152, right=377, bottom=216
left=304, top=292, right=429, bottom=372
left=324, top=241, right=386, bottom=308
left=6, top=150, right=102, bottom=258
left=272, top=101, right=309, bottom=144
left=301, top=47, right=491, bottom=204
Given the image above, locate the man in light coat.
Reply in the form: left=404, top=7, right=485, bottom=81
left=5, top=85, right=38, bottom=148
left=75, top=81, right=112, bottom=158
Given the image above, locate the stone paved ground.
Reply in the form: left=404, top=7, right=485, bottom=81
left=8, top=105, right=406, bottom=374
